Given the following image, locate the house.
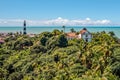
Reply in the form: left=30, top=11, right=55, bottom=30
left=27, top=34, right=35, bottom=37
left=66, top=28, right=92, bottom=42
left=0, top=39, right=5, bottom=44
left=66, top=32, right=77, bottom=40
left=78, top=28, right=92, bottom=42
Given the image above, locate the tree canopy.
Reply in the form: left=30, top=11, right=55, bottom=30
left=0, top=30, right=120, bottom=80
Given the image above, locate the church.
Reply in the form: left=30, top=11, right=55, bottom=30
left=78, top=28, right=92, bottom=42
left=66, top=28, right=92, bottom=42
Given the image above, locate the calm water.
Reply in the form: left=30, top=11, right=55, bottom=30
left=0, top=26, right=120, bottom=38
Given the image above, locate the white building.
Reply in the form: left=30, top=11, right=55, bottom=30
left=78, top=28, right=92, bottom=42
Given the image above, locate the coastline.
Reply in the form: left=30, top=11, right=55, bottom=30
left=0, top=26, right=120, bottom=38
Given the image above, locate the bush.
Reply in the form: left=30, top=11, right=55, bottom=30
left=57, top=34, right=68, bottom=47
left=111, top=63, right=120, bottom=78
left=31, top=45, right=47, bottom=53
left=52, top=29, right=61, bottom=36
left=46, top=37, right=58, bottom=49
left=40, top=36, right=48, bottom=46
left=8, top=72, right=23, bottom=80
left=40, top=32, right=53, bottom=38
left=22, top=39, right=33, bottom=46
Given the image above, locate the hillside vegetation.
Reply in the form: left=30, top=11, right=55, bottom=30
left=0, top=30, right=120, bottom=80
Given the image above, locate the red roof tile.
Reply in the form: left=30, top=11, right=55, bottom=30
left=0, top=40, right=5, bottom=43
left=80, top=30, right=87, bottom=34
left=66, top=32, right=77, bottom=38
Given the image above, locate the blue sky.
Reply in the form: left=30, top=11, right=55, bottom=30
left=0, top=0, right=120, bottom=26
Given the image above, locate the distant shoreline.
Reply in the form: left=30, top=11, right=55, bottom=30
left=0, top=26, right=120, bottom=28
left=0, top=26, right=120, bottom=38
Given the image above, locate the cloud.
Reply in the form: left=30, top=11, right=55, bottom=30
left=0, top=19, right=23, bottom=26
left=0, top=17, right=111, bottom=26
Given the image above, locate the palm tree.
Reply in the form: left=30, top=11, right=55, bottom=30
left=62, top=25, right=65, bottom=34
left=70, top=28, right=76, bottom=33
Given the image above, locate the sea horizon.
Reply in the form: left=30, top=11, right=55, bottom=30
left=0, top=25, right=120, bottom=27
left=0, top=26, right=120, bottom=38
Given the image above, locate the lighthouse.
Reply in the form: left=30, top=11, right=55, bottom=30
left=23, top=20, right=27, bottom=34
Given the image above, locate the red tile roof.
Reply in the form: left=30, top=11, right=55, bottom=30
left=0, top=40, right=5, bottom=43
left=80, top=30, right=87, bottom=34
left=66, top=32, right=77, bottom=38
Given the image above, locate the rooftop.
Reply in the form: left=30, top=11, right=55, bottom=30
left=66, top=32, right=77, bottom=38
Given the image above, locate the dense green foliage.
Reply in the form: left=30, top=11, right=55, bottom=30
left=0, top=30, right=120, bottom=80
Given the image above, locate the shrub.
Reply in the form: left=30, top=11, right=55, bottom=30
left=31, top=45, right=47, bottom=53
left=57, top=34, right=68, bottom=47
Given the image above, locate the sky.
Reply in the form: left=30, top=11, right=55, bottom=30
left=0, top=0, right=120, bottom=26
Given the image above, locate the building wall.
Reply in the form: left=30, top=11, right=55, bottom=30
left=78, top=34, right=81, bottom=39
left=82, top=32, right=92, bottom=42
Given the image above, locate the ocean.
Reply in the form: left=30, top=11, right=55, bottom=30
left=0, top=26, right=120, bottom=38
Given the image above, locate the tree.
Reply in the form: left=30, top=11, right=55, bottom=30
left=54, top=54, right=60, bottom=63
left=62, top=25, right=65, bottom=33
left=110, top=48, right=120, bottom=78
left=111, top=63, right=120, bottom=78
left=1, top=30, right=120, bottom=80
left=57, top=34, right=68, bottom=47
left=8, top=72, right=23, bottom=80
left=109, top=31, right=115, bottom=37
left=46, top=36, right=57, bottom=49
left=70, top=28, right=76, bottom=33
left=22, top=39, right=33, bottom=46
left=40, top=32, right=53, bottom=38
left=11, top=38, right=33, bottom=50
left=40, top=36, right=48, bottom=46
left=31, top=45, right=47, bottom=53
left=52, top=29, right=61, bottom=36
left=0, top=68, right=8, bottom=79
